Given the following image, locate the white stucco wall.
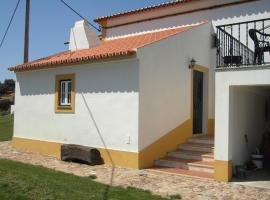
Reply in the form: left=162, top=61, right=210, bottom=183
left=230, top=87, right=268, bottom=166
left=106, top=0, right=270, bottom=39
left=14, top=59, right=139, bottom=152
left=137, top=22, right=215, bottom=151
left=215, top=66, right=270, bottom=161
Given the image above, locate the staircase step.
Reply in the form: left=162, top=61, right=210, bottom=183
left=178, top=142, right=214, bottom=153
left=154, top=157, right=214, bottom=173
left=168, top=150, right=214, bottom=161
left=188, top=136, right=214, bottom=145
left=150, top=167, right=214, bottom=179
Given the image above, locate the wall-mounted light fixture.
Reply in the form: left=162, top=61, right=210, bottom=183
left=189, top=58, right=196, bottom=69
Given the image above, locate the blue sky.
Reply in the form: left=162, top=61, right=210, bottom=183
left=0, top=0, right=167, bottom=81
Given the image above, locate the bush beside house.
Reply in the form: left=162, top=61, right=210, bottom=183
left=0, top=79, right=15, bottom=114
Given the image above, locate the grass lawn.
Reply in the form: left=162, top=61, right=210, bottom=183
left=0, top=114, right=13, bottom=141
left=0, top=159, right=172, bottom=200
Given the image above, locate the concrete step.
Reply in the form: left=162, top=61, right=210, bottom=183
left=150, top=167, right=214, bottom=179
left=154, top=157, right=214, bottom=173
left=188, top=136, right=214, bottom=145
left=168, top=150, right=214, bottom=162
left=178, top=142, right=214, bottom=153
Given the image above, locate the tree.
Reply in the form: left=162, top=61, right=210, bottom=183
left=4, top=79, right=15, bottom=91
left=0, top=79, right=15, bottom=95
left=0, top=83, right=8, bottom=95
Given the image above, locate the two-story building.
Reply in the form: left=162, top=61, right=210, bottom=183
left=10, top=0, right=270, bottom=182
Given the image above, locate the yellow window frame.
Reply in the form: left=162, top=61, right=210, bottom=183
left=55, top=74, right=75, bottom=113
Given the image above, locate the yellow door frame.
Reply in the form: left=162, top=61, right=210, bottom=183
left=190, top=64, right=209, bottom=136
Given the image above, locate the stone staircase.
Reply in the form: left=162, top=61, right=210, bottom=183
left=154, top=136, right=214, bottom=176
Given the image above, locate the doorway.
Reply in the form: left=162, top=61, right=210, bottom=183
left=193, top=70, right=204, bottom=134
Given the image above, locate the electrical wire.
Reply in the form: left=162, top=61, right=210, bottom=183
left=0, top=0, right=21, bottom=49
left=59, top=0, right=101, bottom=32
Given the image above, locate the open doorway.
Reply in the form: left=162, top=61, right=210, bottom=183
left=229, top=86, right=270, bottom=189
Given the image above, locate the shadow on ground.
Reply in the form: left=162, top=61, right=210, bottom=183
left=232, top=169, right=270, bottom=189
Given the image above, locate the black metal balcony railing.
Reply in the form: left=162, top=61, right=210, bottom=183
left=216, top=18, right=270, bottom=68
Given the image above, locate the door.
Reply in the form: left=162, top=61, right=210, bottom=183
left=193, top=70, right=204, bottom=134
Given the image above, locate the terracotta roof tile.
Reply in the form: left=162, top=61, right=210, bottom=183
left=94, top=0, right=195, bottom=22
left=9, top=24, right=199, bottom=72
left=94, top=0, right=254, bottom=23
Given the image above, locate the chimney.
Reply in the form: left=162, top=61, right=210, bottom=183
left=69, top=20, right=101, bottom=51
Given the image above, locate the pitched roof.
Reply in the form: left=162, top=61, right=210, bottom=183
left=94, top=0, right=195, bottom=22
left=9, top=24, right=201, bottom=72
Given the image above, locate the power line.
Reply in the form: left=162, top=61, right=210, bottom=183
left=59, top=0, right=101, bottom=32
left=0, top=0, right=21, bottom=49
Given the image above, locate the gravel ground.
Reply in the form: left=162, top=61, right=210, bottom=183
left=0, top=141, right=270, bottom=200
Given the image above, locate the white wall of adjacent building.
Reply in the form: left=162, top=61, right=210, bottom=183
left=105, top=0, right=270, bottom=40
left=137, top=22, right=215, bottom=151
left=14, top=59, right=139, bottom=152
left=215, top=66, right=270, bottom=162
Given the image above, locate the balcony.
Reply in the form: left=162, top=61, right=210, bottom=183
left=216, top=18, right=270, bottom=68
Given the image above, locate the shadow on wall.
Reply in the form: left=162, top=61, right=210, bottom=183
left=81, top=93, right=115, bottom=200
left=17, top=60, right=139, bottom=96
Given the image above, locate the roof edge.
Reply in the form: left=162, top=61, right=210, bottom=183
left=9, top=50, right=136, bottom=72
left=94, top=0, right=192, bottom=23
left=94, top=0, right=257, bottom=24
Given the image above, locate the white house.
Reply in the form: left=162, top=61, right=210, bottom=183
left=10, top=0, right=270, bottom=182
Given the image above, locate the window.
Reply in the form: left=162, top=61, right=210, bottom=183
left=55, top=74, right=75, bottom=113
left=60, top=80, right=71, bottom=106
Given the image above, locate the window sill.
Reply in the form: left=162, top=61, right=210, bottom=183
left=55, top=106, right=74, bottom=113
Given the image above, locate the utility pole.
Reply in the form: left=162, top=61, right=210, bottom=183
left=24, top=0, right=30, bottom=63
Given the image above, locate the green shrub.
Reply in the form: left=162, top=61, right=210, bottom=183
left=169, top=194, right=182, bottom=199
left=0, top=99, right=12, bottom=111
left=0, top=110, right=10, bottom=116
left=88, top=174, right=97, bottom=179
left=126, top=186, right=152, bottom=194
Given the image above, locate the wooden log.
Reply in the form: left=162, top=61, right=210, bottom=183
left=61, top=144, right=103, bottom=165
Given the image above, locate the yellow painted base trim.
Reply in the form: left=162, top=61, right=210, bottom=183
left=11, top=137, right=139, bottom=169
left=139, top=119, right=192, bottom=169
left=12, top=119, right=213, bottom=169
left=214, top=160, right=232, bottom=182
left=98, top=148, right=139, bottom=168
left=208, top=119, right=215, bottom=135
left=11, top=137, right=62, bottom=158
